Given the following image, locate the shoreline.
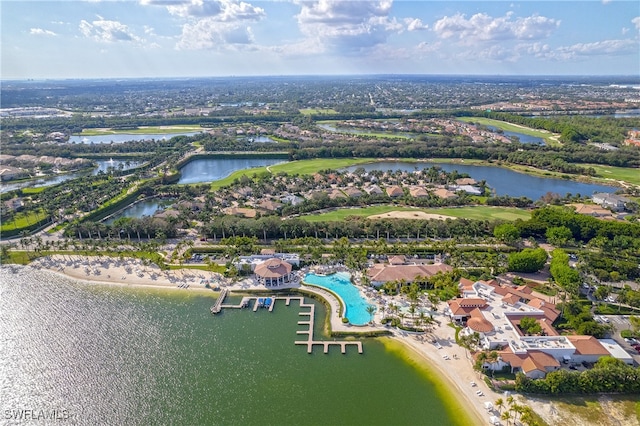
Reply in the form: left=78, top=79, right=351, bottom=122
left=30, top=254, right=495, bottom=425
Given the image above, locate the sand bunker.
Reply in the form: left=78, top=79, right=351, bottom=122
left=367, top=210, right=456, bottom=220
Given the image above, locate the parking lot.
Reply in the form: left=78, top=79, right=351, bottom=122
left=599, top=314, right=640, bottom=365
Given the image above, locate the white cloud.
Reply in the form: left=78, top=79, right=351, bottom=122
left=142, top=0, right=265, bottom=50
left=294, top=0, right=420, bottom=53
left=433, top=12, right=559, bottom=42
left=405, top=18, right=428, bottom=32
left=79, top=18, right=142, bottom=43
left=30, top=28, right=57, bottom=36
left=176, top=19, right=255, bottom=49
left=555, top=39, right=639, bottom=59
left=632, top=16, right=640, bottom=31
left=142, top=0, right=264, bottom=21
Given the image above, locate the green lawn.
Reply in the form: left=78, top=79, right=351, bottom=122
left=269, top=158, right=375, bottom=175
left=76, top=125, right=208, bottom=136
left=0, top=209, right=48, bottom=232
left=299, top=108, right=338, bottom=115
left=300, top=205, right=531, bottom=222
left=586, top=164, right=640, bottom=186
left=209, top=166, right=271, bottom=190
left=457, top=116, right=561, bottom=146
left=207, top=158, right=376, bottom=190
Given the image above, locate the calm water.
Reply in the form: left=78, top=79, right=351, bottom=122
left=483, top=125, right=544, bottom=145
left=318, top=123, right=414, bottom=138
left=304, top=272, right=372, bottom=326
left=68, top=132, right=202, bottom=144
left=0, top=160, right=143, bottom=193
left=345, top=161, right=616, bottom=200
left=178, top=158, right=285, bottom=184
left=104, top=199, right=173, bottom=224
left=92, top=159, right=144, bottom=175
left=0, top=267, right=458, bottom=425
left=0, top=174, right=77, bottom=193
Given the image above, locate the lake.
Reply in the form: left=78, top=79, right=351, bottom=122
left=92, top=159, right=144, bottom=175
left=104, top=199, right=173, bottom=224
left=0, top=266, right=461, bottom=425
left=345, top=161, right=617, bottom=200
left=0, top=159, right=144, bottom=193
left=483, top=125, right=545, bottom=145
left=178, top=158, right=285, bottom=184
left=317, top=123, right=414, bottom=138
left=68, top=132, right=202, bottom=144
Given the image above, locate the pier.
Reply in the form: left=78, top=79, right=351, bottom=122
left=210, top=288, right=228, bottom=314
left=294, top=300, right=363, bottom=355
left=211, top=294, right=363, bottom=355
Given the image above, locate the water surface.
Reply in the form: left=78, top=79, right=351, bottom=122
left=0, top=266, right=459, bottom=425
left=345, top=161, right=616, bottom=200
left=68, top=132, right=202, bottom=144
left=178, top=158, right=285, bottom=184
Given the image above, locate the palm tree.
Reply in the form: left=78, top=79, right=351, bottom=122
left=494, top=398, right=504, bottom=415
left=398, top=312, right=406, bottom=327
left=366, top=305, right=376, bottom=324
left=501, top=410, right=512, bottom=426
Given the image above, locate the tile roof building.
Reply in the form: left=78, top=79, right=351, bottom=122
left=448, top=279, right=631, bottom=378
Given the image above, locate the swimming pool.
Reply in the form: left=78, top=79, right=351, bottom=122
left=303, top=272, right=373, bottom=326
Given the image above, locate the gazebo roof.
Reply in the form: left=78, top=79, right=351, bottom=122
left=254, top=258, right=292, bottom=279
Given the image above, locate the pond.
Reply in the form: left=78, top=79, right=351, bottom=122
left=0, top=159, right=145, bottom=193
left=92, top=159, right=144, bottom=175
left=178, top=158, right=285, bottom=184
left=104, top=199, right=173, bottom=224
left=345, top=161, right=617, bottom=200
left=67, top=131, right=202, bottom=144
left=483, top=125, right=545, bottom=145
left=317, top=123, right=414, bottom=138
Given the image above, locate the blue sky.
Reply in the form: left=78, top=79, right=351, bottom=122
left=2, top=0, right=639, bottom=79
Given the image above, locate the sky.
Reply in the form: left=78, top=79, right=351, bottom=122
left=2, top=0, right=639, bottom=79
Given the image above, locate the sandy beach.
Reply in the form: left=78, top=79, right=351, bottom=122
left=31, top=255, right=495, bottom=424
left=30, top=255, right=636, bottom=426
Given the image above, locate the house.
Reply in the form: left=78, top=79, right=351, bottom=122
left=0, top=166, right=27, bottom=181
left=451, top=185, right=482, bottom=195
left=326, top=188, right=347, bottom=200
left=385, top=185, right=404, bottom=198
left=455, top=177, right=477, bottom=186
left=258, top=200, right=283, bottom=212
left=342, top=187, right=363, bottom=198
left=409, top=186, right=430, bottom=198
left=494, top=349, right=561, bottom=379
left=570, top=203, right=615, bottom=219
left=253, top=258, right=294, bottom=287
left=433, top=188, right=457, bottom=199
left=280, top=194, right=304, bottom=205
left=222, top=207, right=257, bottom=218
left=592, top=193, right=630, bottom=211
left=364, top=185, right=383, bottom=195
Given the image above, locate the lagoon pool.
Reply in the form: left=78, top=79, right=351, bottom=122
left=303, top=272, right=373, bottom=326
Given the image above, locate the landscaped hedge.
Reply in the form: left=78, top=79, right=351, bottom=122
left=515, top=358, right=640, bottom=395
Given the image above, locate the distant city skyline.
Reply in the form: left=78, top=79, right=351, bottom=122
left=2, top=0, right=639, bottom=80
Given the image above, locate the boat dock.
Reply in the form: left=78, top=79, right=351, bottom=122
left=212, top=294, right=362, bottom=355
left=294, top=300, right=363, bottom=355
left=210, top=288, right=228, bottom=314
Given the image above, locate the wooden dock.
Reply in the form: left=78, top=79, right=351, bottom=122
left=294, top=300, right=363, bottom=355
left=211, top=294, right=363, bottom=355
left=210, top=288, right=228, bottom=314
